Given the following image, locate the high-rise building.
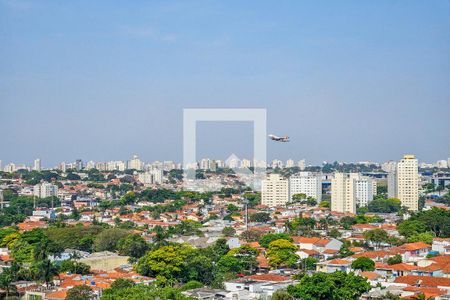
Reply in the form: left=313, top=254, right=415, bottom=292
left=200, top=158, right=211, bottom=170
left=331, top=173, right=360, bottom=214
left=3, top=163, right=15, bottom=173
left=261, top=174, right=289, bottom=207
left=34, top=182, right=58, bottom=198
left=128, top=155, right=143, bottom=170
left=226, top=154, right=240, bottom=169
left=151, top=169, right=163, bottom=184
left=354, top=177, right=375, bottom=208
left=241, top=159, right=252, bottom=169
left=33, top=159, right=42, bottom=171
left=298, top=159, right=306, bottom=171
left=85, top=161, right=95, bottom=170
left=436, top=160, right=448, bottom=169
left=75, top=159, right=83, bottom=171
left=271, top=159, right=283, bottom=169
left=286, top=159, right=294, bottom=168
left=396, top=154, right=419, bottom=211
left=216, top=160, right=225, bottom=168
left=387, top=168, right=397, bottom=199
left=289, top=172, right=322, bottom=201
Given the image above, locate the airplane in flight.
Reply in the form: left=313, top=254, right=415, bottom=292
left=268, top=134, right=290, bottom=142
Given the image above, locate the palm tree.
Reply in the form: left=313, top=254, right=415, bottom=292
left=33, top=259, right=59, bottom=288
left=0, top=267, right=17, bottom=298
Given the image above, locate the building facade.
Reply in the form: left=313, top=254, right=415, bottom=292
left=289, top=172, right=322, bottom=202
left=396, top=154, right=419, bottom=211
left=261, top=173, right=289, bottom=207
left=33, top=182, right=58, bottom=198
left=331, top=173, right=358, bottom=214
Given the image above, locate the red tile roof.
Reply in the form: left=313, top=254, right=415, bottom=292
left=246, top=274, right=290, bottom=282
left=394, top=275, right=450, bottom=288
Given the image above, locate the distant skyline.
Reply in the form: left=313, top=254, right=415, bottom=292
left=1, top=1, right=449, bottom=166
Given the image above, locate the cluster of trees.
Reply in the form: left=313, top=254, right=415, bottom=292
left=100, top=280, right=192, bottom=300
left=287, top=271, right=371, bottom=300
left=290, top=193, right=317, bottom=206
left=0, top=227, right=91, bottom=296
left=135, top=239, right=254, bottom=287
left=340, top=215, right=384, bottom=230
left=0, top=190, right=60, bottom=226
left=398, top=208, right=450, bottom=239
left=285, top=216, right=316, bottom=236
left=368, top=198, right=402, bottom=213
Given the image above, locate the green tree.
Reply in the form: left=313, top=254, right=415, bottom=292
left=351, top=257, right=375, bottom=271
left=407, top=232, right=434, bottom=244
left=136, top=243, right=193, bottom=284
left=180, top=280, right=204, bottom=291
left=109, top=278, right=135, bottom=290
left=292, top=193, right=307, bottom=203
left=33, top=258, right=59, bottom=287
left=0, top=267, right=16, bottom=298
left=217, top=245, right=258, bottom=275
left=271, top=289, right=293, bottom=300
left=66, top=285, right=95, bottom=300
left=267, top=239, right=299, bottom=268
left=300, top=257, right=318, bottom=271
left=387, top=254, right=402, bottom=265
left=60, top=260, right=91, bottom=275
left=398, top=220, right=427, bottom=238
left=222, top=227, right=236, bottom=237
left=227, top=204, right=240, bottom=213
left=101, top=284, right=192, bottom=300
left=340, top=216, right=357, bottom=230
left=368, top=198, right=401, bottom=213
left=287, top=271, right=370, bottom=300
left=93, top=228, right=129, bottom=251
left=259, top=233, right=293, bottom=249
left=249, top=212, right=271, bottom=223
left=116, top=234, right=148, bottom=258
left=364, top=229, right=389, bottom=249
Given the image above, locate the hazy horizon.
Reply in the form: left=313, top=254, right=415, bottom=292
left=1, top=1, right=449, bottom=167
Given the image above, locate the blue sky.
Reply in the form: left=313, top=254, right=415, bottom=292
left=1, top=0, right=449, bottom=167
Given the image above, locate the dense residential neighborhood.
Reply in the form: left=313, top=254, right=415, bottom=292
left=0, top=156, right=449, bottom=299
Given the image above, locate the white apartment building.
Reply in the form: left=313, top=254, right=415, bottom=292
left=436, top=160, right=448, bottom=169
left=3, top=163, right=15, bottom=173
left=241, top=159, right=252, bottom=169
left=200, top=159, right=211, bottom=170
left=396, top=154, right=419, bottom=211
left=33, top=159, right=41, bottom=171
left=151, top=169, right=163, bottom=184
left=331, top=173, right=376, bottom=212
left=216, top=160, right=225, bottom=168
left=34, top=182, right=58, bottom=198
left=271, top=160, right=283, bottom=169
left=261, top=174, right=289, bottom=207
left=354, top=177, right=376, bottom=208
left=387, top=168, right=397, bottom=199
left=331, top=173, right=358, bottom=214
left=128, top=155, right=143, bottom=170
left=138, top=169, right=163, bottom=185
left=289, top=172, right=322, bottom=201
left=286, top=159, right=294, bottom=168
left=107, top=161, right=126, bottom=171
left=298, top=159, right=306, bottom=171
